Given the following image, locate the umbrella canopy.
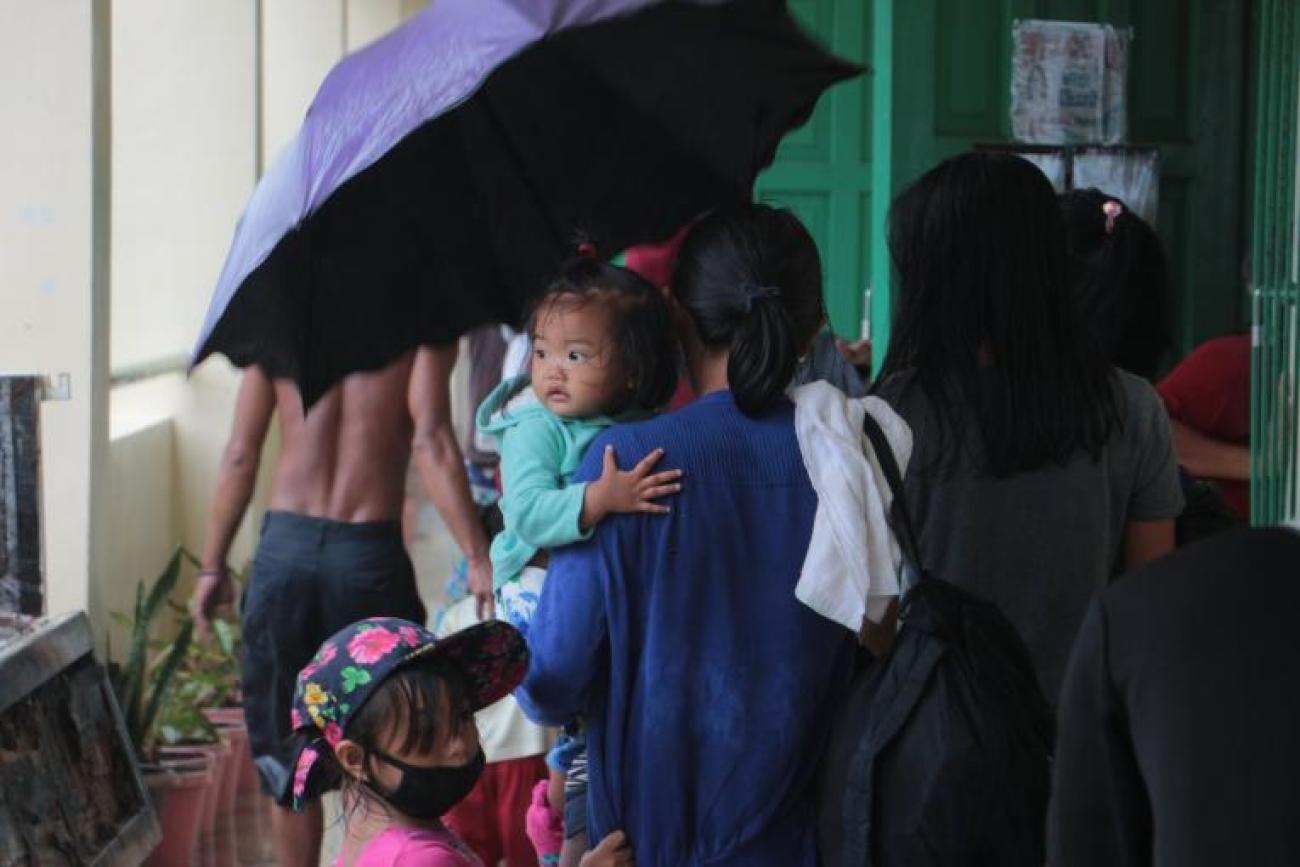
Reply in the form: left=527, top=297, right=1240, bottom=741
left=194, top=0, right=862, bottom=406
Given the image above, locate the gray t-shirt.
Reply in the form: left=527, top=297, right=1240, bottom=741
left=875, top=368, right=1184, bottom=699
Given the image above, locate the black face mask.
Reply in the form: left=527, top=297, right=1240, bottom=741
left=364, top=748, right=485, bottom=819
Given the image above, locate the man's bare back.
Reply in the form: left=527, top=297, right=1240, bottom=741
left=268, top=352, right=416, bottom=522
left=193, top=341, right=496, bottom=867
left=195, top=342, right=493, bottom=633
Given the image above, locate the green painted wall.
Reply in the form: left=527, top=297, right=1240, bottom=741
left=756, top=0, right=873, bottom=345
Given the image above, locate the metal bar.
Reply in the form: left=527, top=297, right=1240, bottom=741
left=1287, top=303, right=1299, bottom=516
left=108, top=353, right=189, bottom=387
left=1280, top=9, right=1297, bottom=521
left=1249, top=0, right=1273, bottom=521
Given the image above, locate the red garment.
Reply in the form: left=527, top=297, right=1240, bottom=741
left=442, top=755, right=549, bottom=867
left=625, top=226, right=698, bottom=410
left=624, top=224, right=691, bottom=289
left=668, top=378, right=697, bottom=410
left=1157, top=334, right=1252, bottom=519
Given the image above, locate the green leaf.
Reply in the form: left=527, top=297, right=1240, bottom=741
left=107, top=549, right=207, bottom=757
left=142, top=548, right=184, bottom=627
left=140, top=619, right=194, bottom=756
left=213, top=619, right=235, bottom=657
left=120, top=581, right=148, bottom=744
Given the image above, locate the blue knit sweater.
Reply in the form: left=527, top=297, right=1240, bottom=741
left=516, top=391, right=854, bottom=867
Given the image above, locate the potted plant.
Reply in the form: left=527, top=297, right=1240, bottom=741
left=170, top=615, right=245, bottom=867
left=107, top=547, right=212, bottom=867
left=156, top=673, right=227, bottom=867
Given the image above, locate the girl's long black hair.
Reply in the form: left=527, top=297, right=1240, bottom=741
left=877, top=152, right=1119, bottom=477
left=673, top=204, right=825, bottom=417
left=1060, top=187, right=1170, bottom=381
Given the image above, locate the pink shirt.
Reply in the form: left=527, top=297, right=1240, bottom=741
left=341, top=826, right=483, bottom=867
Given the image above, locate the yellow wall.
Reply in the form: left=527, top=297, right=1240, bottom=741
left=5, top=0, right=429, bottom=650
left=111, top=366, right=278, bottom=573
left=102, top=0, right=416, bottom=653
left=111, top=0, right=258, bottom=372
left=103, top=416, right=175, bottom=653
left=346, top=0, right=406, bottom=52
left=262, top=0, right=346, bottom=167
left=0, top=0, right=110, bottom=624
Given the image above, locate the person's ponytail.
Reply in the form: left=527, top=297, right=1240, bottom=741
left=673, top=206, right=824, bottom=418
left=728, top=289, right=798, bottom=416
left=1059, top=188, right=1169, bottom=380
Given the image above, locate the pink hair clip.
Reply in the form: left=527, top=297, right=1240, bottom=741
left=1102, top=200, right=1123, bottom=234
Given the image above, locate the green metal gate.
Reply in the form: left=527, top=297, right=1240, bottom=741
left=1250, top=0, right=1300, bottom=525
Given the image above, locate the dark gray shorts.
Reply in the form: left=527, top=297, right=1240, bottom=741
left=240, top=511, right=425, bottom=805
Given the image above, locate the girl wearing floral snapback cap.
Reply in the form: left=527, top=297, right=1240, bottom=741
left=288, top=617, right=526, bottom=866
left=289, top=617, right=634, bottom=867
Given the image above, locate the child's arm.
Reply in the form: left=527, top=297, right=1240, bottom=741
left=579, top=445, right=683, bottom=531
left=580, top=831, right=635, bottom=867
left=498, top=418, right=597, bottom=550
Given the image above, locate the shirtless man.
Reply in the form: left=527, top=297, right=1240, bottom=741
left=189, top=345, right=492, bottom=867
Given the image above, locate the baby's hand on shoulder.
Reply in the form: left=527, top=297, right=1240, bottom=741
left=579, top=830, right=635, bottom=867
left=581, top=446, right=682, bottom=529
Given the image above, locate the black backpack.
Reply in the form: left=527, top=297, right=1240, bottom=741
left=816, top=413, right=1055, bottom=867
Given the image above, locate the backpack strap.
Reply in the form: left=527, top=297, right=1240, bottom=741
left=861, top=410, right=927, bottom=580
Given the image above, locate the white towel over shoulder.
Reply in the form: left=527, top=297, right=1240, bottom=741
left=791, top=381, right=913, bottom=632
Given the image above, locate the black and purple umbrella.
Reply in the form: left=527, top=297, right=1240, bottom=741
left=193, top=0, right=861, bottom=406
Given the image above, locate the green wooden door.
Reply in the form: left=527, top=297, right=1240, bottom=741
left=888, top=0, right=1249, bottom=365
left=1249, top=0, right=1299, bottom=524
left=756, top=0, right=873, bottom=345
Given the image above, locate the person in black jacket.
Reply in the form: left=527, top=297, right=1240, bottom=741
left=1049, top=525, right=1300, bottom=866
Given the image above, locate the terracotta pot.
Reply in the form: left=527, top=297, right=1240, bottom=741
left=204, top=706, right=270, bottom=864
left=206, top=722, right=246, bottom=867
left=156, top=753, right=215, bottom=865
left=144, top=762, right=213, bottom=867
left=234, top=740, right=268, bottom=864
left=202, top=706, right=244, bottom=727
left=160, top=740, right=230, bottom=867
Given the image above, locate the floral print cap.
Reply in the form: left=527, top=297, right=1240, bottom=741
left=288, top=616, right=528, bottom=808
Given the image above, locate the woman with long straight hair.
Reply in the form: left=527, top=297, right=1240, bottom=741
left=874, top=152, right=1184, bottom=697
left=517, top=205, right=856, bottom=866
